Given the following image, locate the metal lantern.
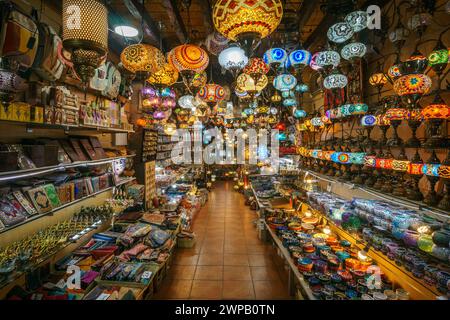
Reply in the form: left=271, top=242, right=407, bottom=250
left=341, top=42, right=366, bottom=62
left=121, top=44, right=166, bottom=75
left=218, top=46, right=249, bottom=77
left=212, top=0, right=283, bottom=55
left=62, top=0, right=108, bottom=83
left=407, top=12, right=432, bottom=36
left=273, top=74, right=297, bottom=92
left=369, top=72, right=388, bottom=88
left=263, top=48, right=288, bottom=69
left=327, top=22, right=354, bottom=44
left=345, top=11, right=368, bottom=32
left=147, top=63, right=179, bottom=86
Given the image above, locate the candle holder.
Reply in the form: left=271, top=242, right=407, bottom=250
left=422, top=93, right=449, bottom=149
left=438, top=152, right=450, bottom=211
left=423, top=150, right=441, bottom=207
left=387, top=119, right=403, bottom=147
left=381, top=149, right=394, bottom=194
left=392, top=148, right=408, bottom=197
left=406, top=150, right=424, bottom=201
left=373, top=149, right=386, bottom=190
left=406, top=118, right=423, bottom=148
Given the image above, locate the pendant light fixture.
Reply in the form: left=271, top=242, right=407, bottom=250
left=62, top=0, right=108, bottom=84
left=218, top=45, right=249, bottom=78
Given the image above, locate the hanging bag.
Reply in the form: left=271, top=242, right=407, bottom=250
left=32, top=23, right=63, bottom=81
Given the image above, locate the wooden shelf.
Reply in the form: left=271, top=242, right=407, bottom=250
left=0, top=120, right=135, bottom=134
left=0, top=155, right=135, bottom=183
left=0, top=177, right=136, bottom=236
left=300, top=169, right=449, bottom=222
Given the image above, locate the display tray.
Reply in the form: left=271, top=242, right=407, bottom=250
left=83, top=284, right=145, bottom=300
left=96, top=263, right=160, bottom=289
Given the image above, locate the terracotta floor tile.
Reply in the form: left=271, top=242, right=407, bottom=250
left=167, top=265, right=196, bottom=280
left=224, top=244, right=247, bottom=254
left=250, top=266, right=281, bottom=281
left=173, top=253, right=199, bottom=266
left=246, top=245, right=271, bottom=254
left=224, top=254, right=249, bottom=266
left=248, top=254, right=275, bottom=267
left=197, top=254, right=224, bottom=266
left=223, top=266, right=252, bottom=281
left=222, top=281, right=255, bottom=300
left=194, top=266, right=223, bottom=280
left=190, top=281, right=223, bottom=299
left=154, top=279, right=192, bottom=299
left=253, top=280, right=290, bottom=300
left=201, top=245, right=224, bottom=255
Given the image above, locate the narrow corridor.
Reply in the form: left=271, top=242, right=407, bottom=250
left=154, top=181, right=291, bottom=300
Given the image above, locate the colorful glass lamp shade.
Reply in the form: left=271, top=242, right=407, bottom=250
left=324, top=73, right=348, bottom=90
left=294, top=109, right=307, bottom=119
left=205, top=32, right=229, bottom=56
left=243, top=58, right=270, bottom=78
left=62, top=0, right=108, bottom=83
left=422, top=94, right=449, bottom=148
left=283, top=98, right=297, bottom=107
left=341, top=42, right=366, bottom=62
left=178, top=95, right=196, bottom=109
left=147, top=63, right=179, bottom=86
left=369, top=72, right=388, bottom=88
left=218, top=46, right=249, bottom=77
left=121, top=44, right=165, bottom=75
left=213, top=0, right=283, bottom=55
left=316, top=50, right=340, bottom=70
left=296, top=84, right=309, bottom=93
left=236, top=73, right=268, bottom=95
left=400, top=50, right=428, bottom=75
left=345, top=11, right=368, bottom=32
left=428, top=41, right=449, bottom=75
left=393, top=74, right=432, bottom=108
left=327, top=22, right=354, bottom=44
left=288, top=50, right=311, bottom=70
left=385, top=107, right=408, bottom=146
left=198, top=84, right=226, bottom=108
left=361, top=115, right=377, bottom=126
left=263, top=48, right=287, bottom=69
left=168, top=44, right=209, bottom=74
left=273, top=74, right=297, bottom=92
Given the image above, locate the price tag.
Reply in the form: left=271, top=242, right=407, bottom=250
left=96, top=293, right=111, bottom=300
left=142, top=271, right=153, bottom=279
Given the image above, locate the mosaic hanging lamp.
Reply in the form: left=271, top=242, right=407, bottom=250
left=345, top=11, right=368, bottom=32
left=213, top=0, right=283, bottom=56
left=198, top=84, right=226, bottom=108
left=288, top=50, right=311, bottom=71
left=422, top=93, right=449, bottom=148
left=147, top=63, right=179, bottom=86
left=327, top=22, right=354, bottom=44
left=273, top=74, right=297, bottom=92
left=62, top=0, right=108, bottom=84
left=121, top=44, right=166, bottom=75
left=263, top=48, right=288, bottom=70
left=218, top=46, right=249, bottom=78
left=394, top=73, right=432, bottom=108
left=341, top=42, right=366, bottom=62
left=428, top=40, right=449, bottom=75
left=205, top=31, right=230, bottom=56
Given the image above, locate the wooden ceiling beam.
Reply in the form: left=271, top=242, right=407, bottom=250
left=161, top=0, right=188, bottom=44
left=197, top=0, right=215, bottom=34
left=297, top=0, right=320, bottom=33
left=125, top=0, right=168, bottom=50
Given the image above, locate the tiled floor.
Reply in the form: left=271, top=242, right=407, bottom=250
left=154, top=181, right=291, bottom=300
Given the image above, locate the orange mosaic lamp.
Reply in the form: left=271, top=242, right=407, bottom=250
left=168, top=44, right=209, bottom=74
left=213, top=0, right=283, bottom=41
left=121, top=44, right=165, bottom=74
left=198, top=84, right=226, bottom=107
left=422, top=94, right=450, bottom=120
left=243, top=58, right=270, bottom=76
left=147, top=63, right=179, bottom=86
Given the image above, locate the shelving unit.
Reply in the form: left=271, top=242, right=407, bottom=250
left=0, top=155, right=135, bottom=183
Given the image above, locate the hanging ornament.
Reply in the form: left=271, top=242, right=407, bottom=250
left=341, top=42, right=366, bottom=62
left=121, top=44, right=165, bottom=75
left=62, top=0, right=108, bottom=84
left=345, top=11, right=368, bottom=32
left=147, top=63, right=179, bottom=86
left=273, top=74, right=297, bottom=92
left=263, top=48, right=288, bottom=70
left=218, top=46, right=249, bottom=78
left=327, top=22, right=354, bottom=44
left=198, top=84, right=226, bottom=108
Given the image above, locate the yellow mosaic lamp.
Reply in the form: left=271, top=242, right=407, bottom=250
left=147, top=63, right=179, bottom=86
left=121, top=44, right=166, bottom=75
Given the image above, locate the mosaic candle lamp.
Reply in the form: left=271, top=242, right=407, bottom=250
left=392, top=160, right=410, bottom=172
left=385, top=107, right=408, bottom=147
left=273, top=74, right=297, bottom=92
left=393, top=74, right=432, bottom=108
left=423, top=151, right=441, bottom=206
left=422, top=164, right=441, bottom=177
left=263, top=48, right=288, bottom=69
left=351, top=103, right=368, bottom=115
left=369, top=72, right=388, bottom=89
left=376, top=113, right=391, bottom=146
left=236, top=73, right=268, bottom=96
left=62, top=0, right=108, bottom=84
left=311, top=117, right=324, bottom=127
left=388, top=64, right=402, bottom=80
left=361, top=115, right=377, bottom=126
left=327, top=22, right=354, bottom=44
left=340, top=104, right=354, bottom=117
left=428, top=42, right=449, bottom=75
left=400, top=50, right=428, bottom=75
left=294, top=109, right=307, bottom=119
left=350, top=153, right=366, bottom=165
left=243, top=58, right=270, bottom=79
left=309, top=52, right=322, bottom=71
left=421, top=94, right=450, bottom=148
left=364, top=155, right=377, bottom=168
left=147, top=63, right=179, bottom=86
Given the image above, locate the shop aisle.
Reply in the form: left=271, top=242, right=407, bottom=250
left=154, top=181, right=291, bottom=300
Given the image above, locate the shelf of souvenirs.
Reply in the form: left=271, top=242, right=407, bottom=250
left=156, top=167, right=191, bottom=190
left=0, top=177, right=136, bottom=236
left=0, top=119, right=135, bottom=134
left=306, top=205, right=442, bottom=300
left=299, top=168, right=449, bottom=222
left=0, top=154, right=136, bottom=183
left=263, top=219, right=316, bottom=300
